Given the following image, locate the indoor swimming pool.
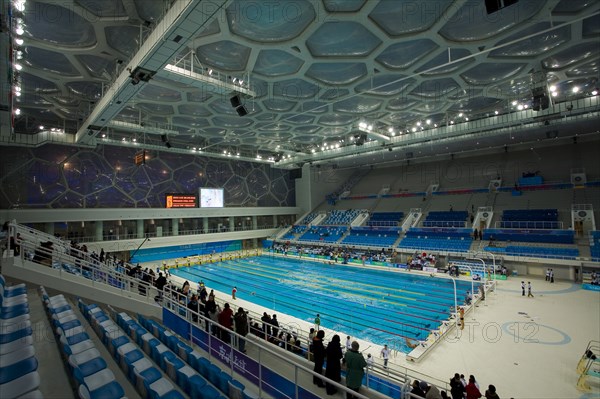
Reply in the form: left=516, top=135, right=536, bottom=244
left=170, top=256, right=477, bottom=352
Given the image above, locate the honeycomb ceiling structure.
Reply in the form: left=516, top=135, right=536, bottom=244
left=6, top=0, right=600, bottom=169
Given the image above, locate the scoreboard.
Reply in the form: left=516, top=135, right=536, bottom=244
left=165, top=194, right=198, bottom=208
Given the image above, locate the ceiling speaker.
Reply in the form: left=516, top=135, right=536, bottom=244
left=236, top=105, right=248, bottom=117
left=230, top=95, right=241, bottom=108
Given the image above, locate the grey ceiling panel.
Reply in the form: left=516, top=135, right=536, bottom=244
left=9, top=0, right=600, bottom=168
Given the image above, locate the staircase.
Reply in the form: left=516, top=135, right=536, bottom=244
left=577, top=340, right=600, bottom=392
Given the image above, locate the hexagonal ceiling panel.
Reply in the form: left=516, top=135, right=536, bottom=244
left=9, top=0, right=600, bottom=168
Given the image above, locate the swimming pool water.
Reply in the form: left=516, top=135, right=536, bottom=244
left=171, top=256, right=477, bottom=352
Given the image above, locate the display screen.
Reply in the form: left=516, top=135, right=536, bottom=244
left=200, top=188, right=224, bottom=208
left=165, top=194, right=198, bottom=208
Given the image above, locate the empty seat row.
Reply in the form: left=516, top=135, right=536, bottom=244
left=486, top=245, right=579, bottom=259
left=38, top=286, right=124, bottom=399
left=115, top=309, right=242, bottom=399
left=398, top=237, right=472, bottom=252
left=77, top=300, right=186, bottom=399
left=498, top=221, right=561, bottom=229
left=483, top=229, right=574, bottom=244
left=502, top=209, right=558, bottom=221
left=425, top=211, right=469, bottom=221
left=342, top=232, right=398, bottom=247
left=1, top=275, right=42, bottom=399
left=136, top=314, right=254, bottom=399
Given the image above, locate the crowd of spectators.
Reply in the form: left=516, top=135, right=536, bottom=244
left=409, top=373, right=500, bottom=399
left=272, top=242, right=394, bottom=264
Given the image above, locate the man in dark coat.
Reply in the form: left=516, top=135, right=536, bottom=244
left=312, top=330, right=326, bottom=387
left=234, top=307, right=249, bottom=353
left=325, top=335, right=343, bottom=395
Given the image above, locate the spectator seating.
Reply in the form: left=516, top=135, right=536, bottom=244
left=299, top=213, right=318, bottom=225
left=399, top=228, right=473, bottom=252
left=38, top=287, right=125, bottom=399
left=499, top=209, right=560, bottom=229
left=367, top=212, right=404, bottom=227
left=298, top=226, right=347, bottom=243
left=590, top=231, right=600, bottom=262
left=486, top=245, right=579, bottom=260
left=423, top=211, right=468, bottom=228
left=77, top=299, right=186, bottom=399
left=1, top=276, right=41, bottom=399
left=321, top=209, right=361, bottom=225
left=341, top=229, right=398, bottom=247
left=135, top=313, right=251, bottom=399
left=281, top=225, right=306, bottom=241
left=483, top=228, right=574, bottom=244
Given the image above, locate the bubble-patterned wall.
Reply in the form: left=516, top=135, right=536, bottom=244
left=0, top=145, right=295, bottom=209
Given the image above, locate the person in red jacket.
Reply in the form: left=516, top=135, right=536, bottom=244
left=465, top=375, right=482, bottom=399
left=218, top=303, right=234, bottom=343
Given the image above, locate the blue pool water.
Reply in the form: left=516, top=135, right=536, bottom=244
left=171, top=256, right=477, bottom=352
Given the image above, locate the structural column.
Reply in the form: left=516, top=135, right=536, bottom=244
left=272, top=215, right=277, bottom=228
left=172, top=218, right=179, bottom=236
left=252, top=215, right=258, bottom=230
left=137, top=219, right=144, bottom=238
left=203, top=217, right=209, bottom=234
left=95, top=221, right=103, bottom=241
left=229, top=217, right=235, bottom=232
left=45, top=222, right=54, bottom=236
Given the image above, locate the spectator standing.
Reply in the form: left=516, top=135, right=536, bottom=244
left=484, top=385, right=500, bottom=399
left=450, top=373, right=465, bottom=399
left=521, top=281, right=525, bottom=296
left=154, top=272, right=167, bottom=301
left=187, top=295, right=199, bottom=322
left=232, top=286, right=237, bottom=300
left=345, top=336, right=352, bottom=352
left=234, top=307, right=248, bottom=353
left=315, top=313, right=321, bottom=331
left=312, top=330, right=326, bottom=387
left=218, top=303, right=233, bottom=343
left=465, top=375, right=482, bottom=399
left=420, top=381, right=443, bottom=399
left=308, top=328, right=316, bottom=360
left=344, top=341, right=367, bottom=399
left=325, top=335, right=343, bottom=395
left=410, top=380, right=426, bottom=398
left=271, top=314, right=279, bottom=338
left=261, top=312, right=272, bottom=340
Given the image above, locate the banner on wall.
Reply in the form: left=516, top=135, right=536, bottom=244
left=130, top=240, right=242, bottom=263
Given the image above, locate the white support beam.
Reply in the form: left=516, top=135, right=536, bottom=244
left=76, top=0, right=232, bottom=145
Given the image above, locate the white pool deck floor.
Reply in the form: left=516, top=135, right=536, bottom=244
left=154, top=257, right=600, bottom=399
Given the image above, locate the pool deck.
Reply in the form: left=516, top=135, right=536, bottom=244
left=151, top=256, right=600, bottom=399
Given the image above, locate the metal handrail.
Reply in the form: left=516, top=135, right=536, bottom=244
left=13, top=239, right=159, bottom=304
left=160, top=285, right=374, bottom=399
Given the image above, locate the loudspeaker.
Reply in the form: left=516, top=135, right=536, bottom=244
left=165, top=142, right=172, bottom=148
left=230, top=95, right=241, bottom=108
left=161, top=134, right=167, bottom=142
left=531, top=87, right=549, bottom=111
left=236, top=105, right=248, bottom=117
